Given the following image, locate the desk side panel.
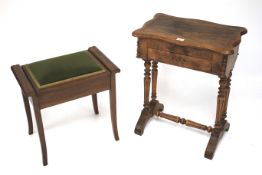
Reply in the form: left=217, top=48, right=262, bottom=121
left=225, top=46, right=239, bottom=77
left=137, top=39, right=148, bottom=59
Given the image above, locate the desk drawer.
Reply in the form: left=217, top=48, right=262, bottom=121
left=148, top=48, right=212, bottom=73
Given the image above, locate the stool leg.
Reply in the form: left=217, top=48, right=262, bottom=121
left=92, top=94, right=99, bottom=114
left=205, top=73, right=230, bottom=159
left=109, top=74, right=119, bottom=141
left=32, top=96, right=48, bottom=166
left=22, top=93, right=33, bottom=135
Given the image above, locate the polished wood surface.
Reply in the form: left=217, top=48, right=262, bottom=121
left=22, top=93, right=33, bottom=135
left=133, top=13, right=247, bottom=55
left=133, top=13, right=247, bottom=159
left=156, top=112, right=213, bottom=133
left=11, top=46, right=120, bottom=166
left=92, top=94, right=99, bottom=114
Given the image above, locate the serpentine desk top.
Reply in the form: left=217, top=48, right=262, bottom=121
left=133, top=13, right=247, bottom=55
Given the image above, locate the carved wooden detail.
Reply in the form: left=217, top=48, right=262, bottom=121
left=135, top=100, right=164, bottom=135
left=215, top=58, right=228, bottom=127
left=133, top=13, right=247, bottom=159
left=151, top=61, right=158, bottom=100
left=143, top=60, right=151, bottom=108
left=156, top=112, right=213, bottom=133
left=223, top=71, right=232, bottom=119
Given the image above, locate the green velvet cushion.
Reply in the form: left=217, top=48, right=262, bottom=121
left=26, top=51, right=104, bottom=87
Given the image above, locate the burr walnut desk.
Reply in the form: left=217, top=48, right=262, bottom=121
left=11, top=46, right=120, bottom=166
left=132, top=13, right=247, bottom=159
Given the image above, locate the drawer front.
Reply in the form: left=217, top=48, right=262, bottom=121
left=148, top=48, right=212, bottom=73
left=146, top=39, right=214, bottom=60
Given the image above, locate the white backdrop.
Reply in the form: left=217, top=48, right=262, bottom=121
left=0, top=0, right=261, bottom=174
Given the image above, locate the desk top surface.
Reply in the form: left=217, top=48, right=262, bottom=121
left=133, top=13, right=247, bottom=55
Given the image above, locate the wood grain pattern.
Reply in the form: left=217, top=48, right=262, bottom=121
left=133, top=13, right=247, bottom=55
left=92, top=94, right=99, bottom=114
left=133, top=13, right=247, bottom=159
left=135, top=100, right=164, bottom=135
left=157, top=112, right=213, bottom=133
left=136, top=38, right=237, bottom=78
left=37, top=72, right=110, bottom=109
left=32, top=96, right=48, bottom=166
left=88, top=46, right=120, bottom=73
left=109, top=74, right=119, bottom=140
left=151, top=61, right=158, bottom=100
left=11, top=65, right=34, bottom=95
left=143, top=60, right=151, bottom=108
left=148, top=48, right=212, bottom=73
left=223, top=72, right=232, bottom=120
left=11, top=46, right=120, bottom=166
left=22, top=93, right=33, bottom=135
left=205, top=121, right=230, bottom=159
left=146, top=38, right=213, bottom=60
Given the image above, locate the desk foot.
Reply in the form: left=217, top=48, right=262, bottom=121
left=135, top=100, right=164, bottom=136
left=204, top=121, right=230, bottom=159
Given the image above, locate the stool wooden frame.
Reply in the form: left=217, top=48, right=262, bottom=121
left=11, top=46, right=120, bottom=166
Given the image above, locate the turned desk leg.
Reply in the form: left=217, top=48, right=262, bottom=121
left=223, top=72, right=232, bottom=127
left=32, top=96, right=48, bottom=166
left=143, top=60, right=151, bottom=108
left=151, top=61, right=158, bottom=101
left=134, top=60, right=151, bottom=135
left=135, top=60, right=164, bottom=135
left=151, top=61, right=164, bottom=114
left=205, top=73, right=231, bottom=159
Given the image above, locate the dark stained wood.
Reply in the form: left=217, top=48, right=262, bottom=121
left=11, top=46, right=120, bottom=166
left=136, top=37, right=239, bottom=78
left=137, top=39, right=148, bottom=58
left=157, top=112, right=213, bottom=133
left=88, top=46, right=120, bottom=73
left=143, top=60, right=151, bottom=108
left=223, top=72, right=232, bottom=119
left=32, top=96, right=48, bottom=166
left=11, top=65, right=34, bottom=96
left=22, top=93, right=33, bottom=135
left=151, top=61, right=158, bottom=100
left=215, top=75, right=228, bottom=125
left=135, top=100, right=164, bottom=135
left=133, top=13, right=247, bottom=55
left=133, top=13, right=247, bottom=159
left=134, top=107, right=151, bottom=136
left=109, top=74, right=119, bottom=140
left=145, top=38, right=214, bottom=60
left=148, top=47, right=212, bottom=73
left=92, top=94, right=99, bottom=114
left=205, top=121, right=230, bottom=159
left=36, top=72, right=110, bottom=109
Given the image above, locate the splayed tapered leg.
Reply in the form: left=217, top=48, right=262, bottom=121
left=32, top=96, right=48, bottom=166
left=110, top=74, right=119, bottom=141
left=92, top=94, right=99, bottom=114
left=22, top=93, right=33, bottom=135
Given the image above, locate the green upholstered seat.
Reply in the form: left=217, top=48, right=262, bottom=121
left=25, top=51, right=104, bottom=88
